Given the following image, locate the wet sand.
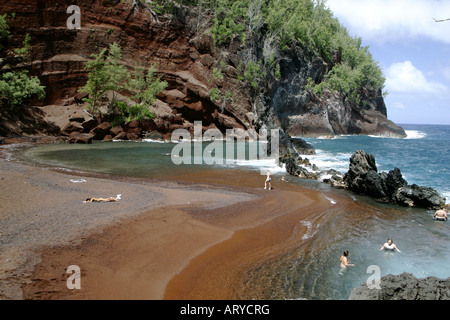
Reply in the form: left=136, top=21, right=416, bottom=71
left=0, top=145, right=335, bottom=300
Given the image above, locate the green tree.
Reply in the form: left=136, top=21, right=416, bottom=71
left=210, top=0, right=249, bottom=45
left=13, top=33, right=31, bottom=57
left=244, top=60, right=264, bottom=89
left=79, top=48, right=109, bottom=115
left=0, top=17, right=45, bottom=109
left=105, top=42, right=129, bottom=108
left=125, top=65, right=168, bottom=121
left=0, top=70, right=45, bottom=108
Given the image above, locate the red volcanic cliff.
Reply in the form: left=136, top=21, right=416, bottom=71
left=1, top=0, right=250, bottom=139
left=0, top=0, right=405, bottom=140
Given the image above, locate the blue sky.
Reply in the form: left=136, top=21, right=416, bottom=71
left=327, top=0, right=450, bottom=125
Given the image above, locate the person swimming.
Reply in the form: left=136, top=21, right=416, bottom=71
left=339, top=250, right=354, bottom=274
left=380, top=238, right=401, bottom=253
left=434, top=209, right=448, bottom=221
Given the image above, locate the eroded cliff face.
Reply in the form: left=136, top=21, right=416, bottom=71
left=1, top=0, right=250, bottom=136
left=0, top=0, right=406, bottom=140
left=259, top=42, right=405, bottom=138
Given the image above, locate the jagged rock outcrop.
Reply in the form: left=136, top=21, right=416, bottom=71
left=349, top=273, right=450, bottom=300
left=395, top=184, right=447, bottom=209
left=344, top=150, right=445, bottom=209
left=256, top=39, right=406, bottom=138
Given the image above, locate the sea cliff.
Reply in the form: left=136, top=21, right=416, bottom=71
left=0, top=0, right=405, bottom=141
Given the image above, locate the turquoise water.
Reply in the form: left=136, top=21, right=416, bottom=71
left=18, top=124, right=450, bottom=299
left=22, top=140, right=285, bottom=178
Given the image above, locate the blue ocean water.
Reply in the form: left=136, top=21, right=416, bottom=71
left=301, top=124, right=450, bottom=203
left=16, top=123, right=450, bottom=300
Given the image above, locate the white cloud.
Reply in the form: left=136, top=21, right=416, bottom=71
left=385, top=61, right=447, bottom=94
left=442, top=67, right=450, bottom=81
left=327, top=0, right=450, bottom=44
left=391, top=101, right=406, bottom=109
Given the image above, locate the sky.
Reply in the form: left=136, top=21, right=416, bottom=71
left=326, top=0, right=450, bottom=125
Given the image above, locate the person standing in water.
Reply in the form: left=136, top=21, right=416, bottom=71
left=380, top=238, right=401, bottom=253
left=264, top=169, right=272, bottom=190
left=339, top=250, right=354, bottom=274
left=434, top=209, right=448, bottom=221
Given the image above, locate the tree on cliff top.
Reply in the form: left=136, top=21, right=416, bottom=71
left=191, top=0, right=386, bottom=105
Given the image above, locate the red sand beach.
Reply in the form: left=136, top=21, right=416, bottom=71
left=0, top=146, right=335, bottom=300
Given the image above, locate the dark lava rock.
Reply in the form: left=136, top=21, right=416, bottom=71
left=349, top=272, right=450, bottom=300
left=343, top=150, right=445, bottom=209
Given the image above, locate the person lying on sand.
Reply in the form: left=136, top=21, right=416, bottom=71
left=84, top=194, right=121, bottom=203
left=434, top=209, right=448, bottom=221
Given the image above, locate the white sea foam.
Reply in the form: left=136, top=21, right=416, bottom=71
left=305, top=150, right=351, bottom=173
left=232, top=158, right=287, bottom=174
left=404, top=130, right=427, bottom=139
left=442, top=191, right=450, bottom=204
left=324, top=195, right=337, bottom=204
left=141, top=139, right=171, bottom=143
left=300, top=220, right=318, bottom=240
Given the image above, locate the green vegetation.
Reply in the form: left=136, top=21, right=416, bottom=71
left=210, top=1, right=248, bottom=45
left=80, top=43, right=167, bottom=122
left=0, top=70, right=45, bottom=108
left=212, top=67, right=224, bottom=82
left=243, top=60, right=265, bottom=89
left=126, top=64, right=168, bottom=121
left=13, top=33, right=31, bottom=57
left=79, top=48, right=109, bottom=115
left=0, top=15, right=45, bottom=109
left=166, top=0, right=385, bottom=104
left=105, top=42, right=129, bottom=107
left=215, top=0, right=383, bottom=100
left=208, top=87, right=220, bottom=102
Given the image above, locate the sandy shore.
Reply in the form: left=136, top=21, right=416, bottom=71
left=0, top=143, right=334, bottom=300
